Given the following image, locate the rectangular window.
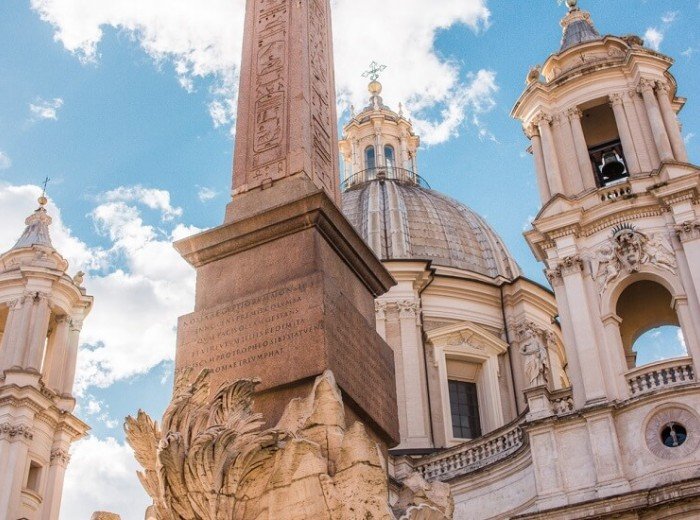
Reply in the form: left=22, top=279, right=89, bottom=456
left=26, top=461, right=42, bottom=492
left=448, top=380, right=482, bottom=439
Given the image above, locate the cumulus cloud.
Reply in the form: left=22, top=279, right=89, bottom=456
left=61, top=437, right=150, bottom=519
left=197, top=186, right=218, bottom=202
left=644, top=28, right=664, bottom=51
left=0, top=151, right=11, bottom=170
left=0, top=182, right=201, bottom=395
left=30, top=0, right=495, bottom=145
left=29, top=97, right=64, bottom=120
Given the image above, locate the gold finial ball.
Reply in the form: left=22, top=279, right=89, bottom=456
left=38, top=195, right=48, bottom=206
left=566, top=0, right=578, bottom=9
left=368, top=80, right=383, bottom=95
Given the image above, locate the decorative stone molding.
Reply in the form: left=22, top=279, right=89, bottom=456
left=674, top=221, right=700, bottom=243
left=69, top=318, right=84, bottom=333
left=592, top=224, right=677, bottom=295
left=526, top=65, right=541, bottom=85
left=524, top=123, right=539, bottom=139
left=126, top=369, right=452, bottom=520
left=50, top=448, right=71, bottom=467
left=0, top=422, right=33, bottom=441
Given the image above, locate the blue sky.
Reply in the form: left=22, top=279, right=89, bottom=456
left=0, top=1, right=698, bottom=517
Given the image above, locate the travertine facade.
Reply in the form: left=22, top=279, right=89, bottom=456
left=0, top=197, right=92, bottom=520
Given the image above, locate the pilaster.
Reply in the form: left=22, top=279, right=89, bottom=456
left=535, top=114, right=564, bottom=196
left=638, top=78, right=674, bottom=162
left=567, top=108, right=596, bottom=190
left=656, top=81, right=688, bottom=162
left=609, top=93, right=641, bottom=174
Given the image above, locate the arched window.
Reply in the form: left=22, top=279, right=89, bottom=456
left=616, top=281, right=687, bottom=368
left=384, top=145, right=396, bottom=171
left=365, top=146, right=376, bottom=170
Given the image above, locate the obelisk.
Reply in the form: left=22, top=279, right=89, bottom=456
left=173, top=0, right=399, bottom=445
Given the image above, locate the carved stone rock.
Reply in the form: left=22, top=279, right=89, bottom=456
left=126, top=369, right=452, bottom=520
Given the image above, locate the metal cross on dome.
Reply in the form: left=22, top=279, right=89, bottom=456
left=41, top=176, right=50, bottom=197
left=362, top=61, right=387, bottom=82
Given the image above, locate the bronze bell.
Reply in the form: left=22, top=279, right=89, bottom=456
left=600, top=151, right=626, bottom=182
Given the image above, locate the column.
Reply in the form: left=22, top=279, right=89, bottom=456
left=10, top=295, right=33, bottom=369
left=399, top=134, right=411, bottom=172
left=527, top=125, right=552, bottom=202
left=631, top=88, right=661, bottom=166
left=638, top=79, right=674, bottom=162
left=553, top=113, right=584, bottom=194
left=536, top=114, right=565, bottom=196
left=622, top=91, right=653, bottom=172
left=0, top=424, right=33, bottom=519
left=656, top=81, right=688, bottom=162
left=42, top=447, right=71, bottom=520
left=374, top=124, right=384, bottom=169
left=676, top=222, right=700, bottom=308
left=26, top=292, right=51, bottom=372
left=567, top=108, right=596, bottom=191
left=556, top=257, right=608, bottom=403
left=375, top=301, right=387, bottom=339
left=0, top=299, right=22, bottom=371
left=351, top=139, right=360, bottom=175
left=60, top=319, right=82, bottom=396
left=43, top=317, right=70, bottom=391
left=609, top=93, right=641, bottom=174
left=601, top=314, right=631, bottom=399
left=397, top=300, right=431, bottom=447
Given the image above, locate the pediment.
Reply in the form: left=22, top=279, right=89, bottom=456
left=426, top=321, right=508, bottom=356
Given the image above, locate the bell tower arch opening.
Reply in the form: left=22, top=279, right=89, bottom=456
left=580, top=99, right=628, bottom=187
left=616, top=280, right=686, bottom=368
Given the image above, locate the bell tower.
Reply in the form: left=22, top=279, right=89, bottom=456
left=513, top=0, right=700, bottom=409
left=0, top=195, right=92, bottom=520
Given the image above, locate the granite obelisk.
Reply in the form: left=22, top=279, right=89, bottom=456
left=174, top=0, right=399, bottom=445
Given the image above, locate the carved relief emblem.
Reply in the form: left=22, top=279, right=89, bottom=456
left=593, top=225, right=676, bottom=295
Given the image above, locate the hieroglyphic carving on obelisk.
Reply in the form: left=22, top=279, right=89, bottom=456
left=231, top=0, right=340, bottom=206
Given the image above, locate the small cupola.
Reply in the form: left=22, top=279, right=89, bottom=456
left=339, top=63, right=422, bottom=190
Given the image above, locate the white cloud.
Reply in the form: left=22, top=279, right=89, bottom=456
left=29, top=97, right=64, bottom=120
left=100, top=185, right=183, bottom=221
left=682, top=47, right=696, bottom=58
left=0, top=151, right=11, bottom=170
left=61, top=437, right=150, bottom=520
left=197, top=186, right=218, bottom=202
left=661, top=11, right=679, bottom=24
left=685, top=132, right=696, bottom=144
left=0, top=182, right=201, bottom=395
left=30, top=0, right=494, bottom=145
left=644, top=27, right=664, bottom=51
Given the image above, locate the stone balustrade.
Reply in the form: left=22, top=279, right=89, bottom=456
left=414, top=418, right=526, bottom=482
left=626, top=357, right=695, bottom=397
left=599, top=182, right=632, bottom=202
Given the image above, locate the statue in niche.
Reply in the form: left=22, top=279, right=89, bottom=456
left=517, top=323, right=551, bottom=388
left=594, top=224, right=677, bottom=295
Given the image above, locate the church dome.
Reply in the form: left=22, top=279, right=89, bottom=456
left=342, top=178, right=521, bottom=279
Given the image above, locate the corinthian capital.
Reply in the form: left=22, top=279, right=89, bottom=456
left=50, top=448, right=71, bottom=467
left=374, top=301, right=388, bottom=320
left=566, top=107, right=582, bottom=121
left=655, top=81, right=671, bottom=94
left=675, top=221, right=700, bottom=243
left=533, top=113, right=552, bottom=127
left=609, top=93, right=625, bottom=107
left=524, top=123, right=540, bottom=139
left=551, top=255, right=584, bottom=277
left=637, top=78, right=656, bottom=93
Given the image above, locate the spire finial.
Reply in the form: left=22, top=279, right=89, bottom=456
left=38, top=176, right=50, bottom=207
left=565, top=0, right=578, bottom=11
left=362, top=61, right=387, bottom=82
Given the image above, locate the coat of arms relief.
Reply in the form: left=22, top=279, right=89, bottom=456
left=591, top=224, right=677, bottom=296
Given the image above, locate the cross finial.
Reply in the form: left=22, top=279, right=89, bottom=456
left=39, top=176, right=50, bottom=206
left=362, top=61, right=387, bottom=82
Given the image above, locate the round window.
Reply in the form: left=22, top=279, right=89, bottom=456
left=661, top=423, right=688, bottom=448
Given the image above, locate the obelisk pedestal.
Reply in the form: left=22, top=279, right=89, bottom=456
left=173, top=0, right=399, bottom=446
